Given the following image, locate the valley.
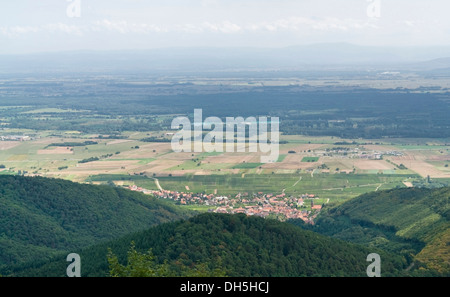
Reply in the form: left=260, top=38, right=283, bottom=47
left=0, top=73, right=449, bottom=277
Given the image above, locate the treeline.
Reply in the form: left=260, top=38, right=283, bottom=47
left=78, top=157, right=100, bottom=164
left=140, top=137, right=171, bottom=143
left=47, top=141, right=98, bottom=147
left=78, top=154, right=115, bottom=164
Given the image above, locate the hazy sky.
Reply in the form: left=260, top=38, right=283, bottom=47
left=1, top=0, right=450, bottom=54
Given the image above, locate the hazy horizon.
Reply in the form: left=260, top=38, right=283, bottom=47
left=2, top=0, right=450, bottom=55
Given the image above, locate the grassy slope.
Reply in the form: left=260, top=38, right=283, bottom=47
left=309, top=187, right=449, bottom=273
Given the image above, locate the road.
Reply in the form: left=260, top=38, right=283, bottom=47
left=282, top=175, right=302, bottom=193
left=152, top=177, right=163, bottom=191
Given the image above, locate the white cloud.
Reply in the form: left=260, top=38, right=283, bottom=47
left=0, top=25, right=40, bottom=37
left=92, top=19, right=167, bottom=34
left=89, top=16, right=375, bottom=35
left=1, top=3, right=449, bottom=52
left=0, top=24, right=82, bottom=37
left=177, top=23, right=204, bottom=34
left=43, top=23, right=83, bottom=35
left=244, top=17, right=377, bottom=33
left=202, top=21, right=241, bottom=34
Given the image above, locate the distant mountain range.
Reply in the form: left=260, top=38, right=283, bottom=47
left=407, top=57, right=450, bottom=71
left=1, top=43, right=450, bottom=73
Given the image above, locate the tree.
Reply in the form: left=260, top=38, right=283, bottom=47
left=107, top=241, right=227, bottom=277
left=182, top=262, right=227, bottom=277
left=107, top=242, right=171, bottom=277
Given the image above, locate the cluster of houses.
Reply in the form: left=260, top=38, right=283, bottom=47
left=127, top=185, right=323, bottom=223
left=215, top=192, right=323, bottom=223
left=0, top=135, right=31, bottom=141
left=319, top=147, right=403, bottom=160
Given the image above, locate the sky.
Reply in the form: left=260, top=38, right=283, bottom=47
left=1, top=0, right=450, bottom=54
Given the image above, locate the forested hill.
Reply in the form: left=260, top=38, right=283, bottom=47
left=0, top=175, right=192, bottom=274
left=14, top=213, right=408, bottom=277
left=303, top=187, right=449, bottom=274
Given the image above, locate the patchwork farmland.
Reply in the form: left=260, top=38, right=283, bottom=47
left=2, top=130, right=448, bottom=205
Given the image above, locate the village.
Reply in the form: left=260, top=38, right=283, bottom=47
left=127, top=184, right=324, bottom=224
left=317, top=146, right=404, bottom=160
left=0, top=135, right=31, bottom=141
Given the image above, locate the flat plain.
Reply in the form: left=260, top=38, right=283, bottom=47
left=1, top=130, right=448, bottom=204
left=1, top=75, right=449, bottom=205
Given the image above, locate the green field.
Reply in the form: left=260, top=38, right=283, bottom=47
left=302, top=157, right=319, bottom=162
left=231, top=163, right=264, bottom=169
left=129, top=173, right=415, bottom=201
left=103, top=158, right=156, bottom=165
left=277, top=154, right=287, bottom=162
left=0, top=126, right=446, bottom=198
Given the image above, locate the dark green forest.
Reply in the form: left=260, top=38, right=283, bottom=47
left=11, top=213, right=408, bottom=277
left=1, top=80, right=449, bottom=138
left=0, top=175, right=192, bottom=275
left=1, top=176, right=448, bottom=277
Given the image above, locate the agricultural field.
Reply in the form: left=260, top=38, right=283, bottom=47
left=134, top=173, right=412, bottom=200
left=3, top=127, right=448, bottom=206
left=1, top=80, right=449, bottom=207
